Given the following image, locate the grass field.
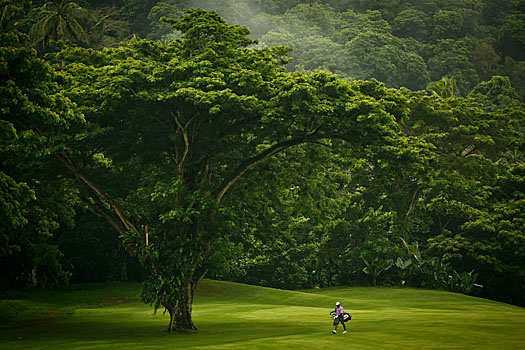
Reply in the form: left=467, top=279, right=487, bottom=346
left=1, top=280, right=524, bottom=349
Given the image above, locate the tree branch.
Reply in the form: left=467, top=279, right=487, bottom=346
left=406, top=186, right=423, bottom=218
left=311, top=140, right=334, bottom=149
left=79, top=191, right=127, bottom=235
left=172, top=111, right=193, bottom=175
left=215, top=133, right=340, bottom=206
left=56, top=152, right=140, bottom=235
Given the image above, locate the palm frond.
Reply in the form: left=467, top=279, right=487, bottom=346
left=29, top=0, right=93, bottom=46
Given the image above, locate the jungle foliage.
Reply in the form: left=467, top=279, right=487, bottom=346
left=1, top=0, right=524, bottom=333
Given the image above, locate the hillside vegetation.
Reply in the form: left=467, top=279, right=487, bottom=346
left=1, top=280, right=524, bottom=349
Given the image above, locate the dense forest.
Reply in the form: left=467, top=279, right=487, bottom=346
left=1, top=0, right=524, bottom=332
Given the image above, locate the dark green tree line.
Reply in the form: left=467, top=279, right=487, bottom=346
left=0, top=29, right=83, bottom=288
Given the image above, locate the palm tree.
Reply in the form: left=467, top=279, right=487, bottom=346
left=426, top=76, right=460, bottom=98
left=362, top=257, right=394, bottom=286
left=29, top=0, right=92, bottom=47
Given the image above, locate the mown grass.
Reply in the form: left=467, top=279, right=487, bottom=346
left=1, top=280, right=524, bottom=349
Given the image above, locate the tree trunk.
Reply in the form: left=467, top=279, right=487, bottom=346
left=166, top=279, right=197, bottom=333
left=30, top=266, right=37, bottom=288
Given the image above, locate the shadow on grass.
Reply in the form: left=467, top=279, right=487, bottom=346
left=3, top=316, right=330, bottom=350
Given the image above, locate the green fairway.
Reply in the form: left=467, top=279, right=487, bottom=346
left=1, top=280, right=524, bottom=349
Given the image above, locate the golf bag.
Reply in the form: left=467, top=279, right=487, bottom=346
left=330, top=311, right=351, bottom=322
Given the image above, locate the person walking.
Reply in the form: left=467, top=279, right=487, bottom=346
left=332, top=301, right=347, bottom=334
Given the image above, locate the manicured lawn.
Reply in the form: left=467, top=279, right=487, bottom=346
left=1, top=280, right=524, bottom=349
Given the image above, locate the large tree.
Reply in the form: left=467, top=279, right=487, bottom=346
left=403, top=77, right=524, bottom=302
left=50, top=9, right=426, bottom=332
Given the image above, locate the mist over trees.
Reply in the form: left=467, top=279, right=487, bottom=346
left=1, top=0, right=524, bottom=332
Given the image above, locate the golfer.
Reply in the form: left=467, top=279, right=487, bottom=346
left=332, top=301, right=347, bottom=334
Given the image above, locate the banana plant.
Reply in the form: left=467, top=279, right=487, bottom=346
left=395, top=257, right=414, bottom=286
left=446, top=270, right=482, bottom=295
left=362, top=257, right=394, bottom=286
